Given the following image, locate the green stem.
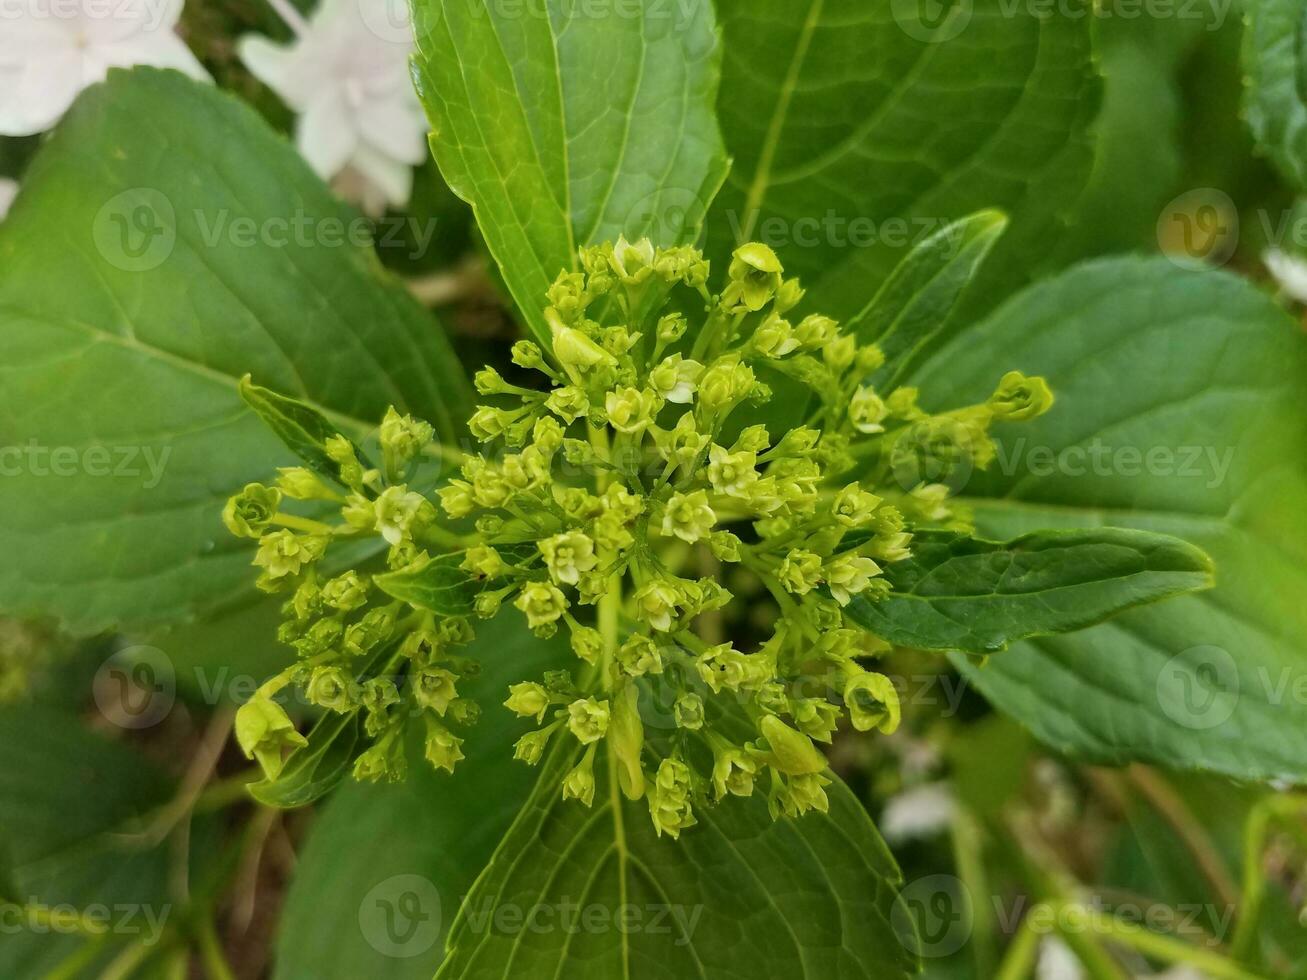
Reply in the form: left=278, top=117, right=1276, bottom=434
left=197, top=913, right=236, bottom=980
left=1230, top=794, right=1307, bottom=961
left=993, top=906, right=1045, bottom=980
left=270, top=513, right=335, bottom=535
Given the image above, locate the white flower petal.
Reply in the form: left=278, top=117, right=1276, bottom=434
left=354, top=96, right=427, bottom=165
left=881, top=784, right=955, bottom=842
left=1036, top=938, right=1084, bottom=980
left=237, top=34, right=301, bottom=103
left=0, top=47, right=83, bottom=136
left=0, top=179, right=18, bottom=221
left=296, top=91, right=359, bottom=179
left=1264, top=248, right=1307, bottom=305
left=349, top=142, right=413, bottom=210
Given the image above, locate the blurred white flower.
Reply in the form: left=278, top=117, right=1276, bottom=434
left=0, top=179, right=17, bottom=221
left=1264, top=248, right=1307, bottom=304
left=0, top=0, right=208, bottom=136
left=1036, top=937, right=1083, bottom=980
left=881, top=783, right=956, bottom=843
left=239, top=0, right=427, bottom=215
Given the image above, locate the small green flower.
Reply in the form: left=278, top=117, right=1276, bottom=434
left=437, top=480, right=475, bottom=519
left=320, top=571, right=369, bottom=612
left=649, top=354, right=704, bottom=404
left=831, top=484, right=882, bottom=528
left=825, top=555, right=881, bottom=606
left=539, top=531, right=598, bottom=586
left=616, top=634, right=663, bottom=677
left=707, top=446, right=759, bottom=498
left=253, top=530, right=327, bottom=582
left=674, top=693, right=704, bottom=730
left=634, top=579, right=681, bottom=632
left=778, top=549, right=823, bottom=595
left=849, top=386, right=888, bottom=434
left=605, top=386, right=659, bottom=434
left=567, top=697, right=610, bottom=744
left=235, top=694, right=306, bottom=780
left=844, top=672, right=901, bottom=733
left=504, top=681, right=551, bottom=722
left=647, top=758, right=697, bottom=838
left=513, top=581, right=568, bottom=630
left=306, top=666, right=357, bottom=713
left=374, top=486, right=431, bottom=546
left=661, top=490, right=716, bottom=543
left=545, top=384, right=590, bottom=423
left=462, top=545, right=505, bottom=579
left=795, top=314, right=838, bottom=349
left=989, top=370, right=1054, bottom=421
left=562, top=747, right=598, bottom=807
left=379, top=407, right=433, bottom=478
left=223, top=483, right=282, bottom=538
left=413, top=666, right=459, bottom=715
left=514, top=726, right=555, bottom=766
left=609, top=235, right=657, bottom=286
left=752, top=313, right=799, bottom=358
left=423, top=718, right=465, bottom=774
left=343, top=607, right=398, bottom=657
left=724, top=242, right=783, bottom=312
left=570, top=626, right=604, bottom=665
left=710, top=743, right=758, bottom=800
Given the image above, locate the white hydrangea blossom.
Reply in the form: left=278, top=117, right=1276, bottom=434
left=239, top=0, right=428, bottom=214
left=0, top=0, right=208, bottom=137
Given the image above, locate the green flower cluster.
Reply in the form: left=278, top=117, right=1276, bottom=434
left=225, top=237, right=1053, bottom=836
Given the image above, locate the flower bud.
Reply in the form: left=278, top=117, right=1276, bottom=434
left=223, top=483, right=281, bottom=538
left=609, top=681, right=645, bottom=801
left=674, top=693, right=705, bottom=730
left=989, top=370, right=1054, bottom=421
left=504, top=681, right=550, bottom=722
left=276, top=467, right=337, bottom=501
left=760, top=715, right=827, bottom=776
left=562, top=748, right=598, bottom=807
left=423, top=717, right=465, bottom=773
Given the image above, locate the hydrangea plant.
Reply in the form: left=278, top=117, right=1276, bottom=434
left=226, top=236, right=1164, bottom=840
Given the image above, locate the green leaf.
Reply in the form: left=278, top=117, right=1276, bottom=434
left=411, top=0, right=729, bottom=344
left=0, top=706, right=176, bottom=974
left=0, top=67, right=471, bottom=635
left=845, top=528, right=1213, bottom=655
left=707, top=0, right=1100, bottom=326
left=849, top=210, right=1007, bottom=387
left=1243, top=0, right=1307, bottom=190
left=238, top=375, right=368, bottom=481
left=434, top=742, right=916, bottom=979
left=250, top=709, right=364, bottom=809
left=273, top=613, right=569, bottom=980
left=374, top=551, right=483, bottom=617
left=911, top=256, right=1307, bottom=782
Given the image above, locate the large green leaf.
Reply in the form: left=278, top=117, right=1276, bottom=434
left=0, top=706, right=177, bottom=974
left=273, top=613, right=568, bottom=980
left=707, top=0, right=1100, bottom=327
left=846, top=528, right=1213, bottom=655
left=411, top=0, right=729, bottom=345
left=911, top=256, right=1307, bottom=783
left=0, top=68, right=470, bottom=635
left=1243, top=0, right=1307, bottom=190
left=434, top=742, right=914, bottom=979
